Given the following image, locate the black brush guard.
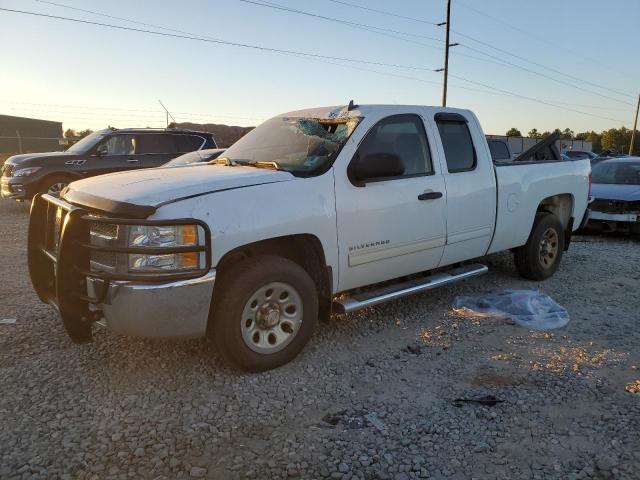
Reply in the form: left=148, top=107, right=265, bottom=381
left=27, top=194, right=211, bottom=343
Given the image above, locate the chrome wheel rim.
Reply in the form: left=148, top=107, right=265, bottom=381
left=47, top=182, right=68, bottom=197
left=240, top=281, right=303, bottom=354
left=539, top=227, right=559, bottom=268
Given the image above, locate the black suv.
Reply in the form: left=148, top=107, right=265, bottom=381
left=1, top=127, right=216, bottom=200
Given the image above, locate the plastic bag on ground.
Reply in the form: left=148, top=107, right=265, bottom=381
left=452, top=289, right=569, bottom=330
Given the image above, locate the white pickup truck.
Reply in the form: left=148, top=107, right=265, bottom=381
left=28, top=104, right=590, bottom=371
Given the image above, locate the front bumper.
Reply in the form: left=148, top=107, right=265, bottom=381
left=27, top=194, right=213, bottom=342
left=1, top=176, right=29, bottom=199
left=87, top=270, right=215, bottom=338
left=589, top=210, right=639, bottom=223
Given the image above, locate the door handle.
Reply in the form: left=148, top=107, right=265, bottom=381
left=127, top=158, right=139, bottom=163
left=418, top=191, right=443, bottom=200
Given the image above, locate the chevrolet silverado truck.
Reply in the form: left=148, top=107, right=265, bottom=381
left=27, top=104, right=590, bottom=371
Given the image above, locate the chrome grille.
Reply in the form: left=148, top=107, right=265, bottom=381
left=89, top=221, right=119, bottom=240
left=88, top=221, right=119, bottom=270
left=90, top=251, right=117, bottom=270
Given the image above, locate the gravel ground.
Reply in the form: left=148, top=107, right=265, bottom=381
left=1, top=199, right=639, bottom=480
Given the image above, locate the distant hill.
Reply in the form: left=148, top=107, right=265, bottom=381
left=174, top=122, right=254, bottom=148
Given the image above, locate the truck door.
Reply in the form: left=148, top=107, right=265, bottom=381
left=335, top=113, right=447, bottom=292
left=432, top=112, right=497, bottom=265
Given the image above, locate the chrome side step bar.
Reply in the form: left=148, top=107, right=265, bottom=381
left=333, top=263, right=488, bottom=314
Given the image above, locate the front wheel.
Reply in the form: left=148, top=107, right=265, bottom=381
left=210, top=255, right=318, bottom=372
left=514, top=212, right=565, bottom=280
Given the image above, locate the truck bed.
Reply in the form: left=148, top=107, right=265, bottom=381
left=488, top=158, right=591, bottom=254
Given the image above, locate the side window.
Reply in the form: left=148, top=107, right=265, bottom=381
left=136, top=134, right=178, bottom=154
left=355, top=114, right=433, bottom=178
left=488, top=140, right=511, bottom=161
left=436, top=120, right=476, bottom=172
left=102, top=134, right=136, bottom=155
left=175, top=135, right=205, bottom=153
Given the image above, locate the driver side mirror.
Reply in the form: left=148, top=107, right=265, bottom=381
left=95, top=144, right=108, bottom=156
left=349, top=152, right=405, bottom=186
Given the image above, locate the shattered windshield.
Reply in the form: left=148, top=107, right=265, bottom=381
left=219, top=115, right=360, bottom=174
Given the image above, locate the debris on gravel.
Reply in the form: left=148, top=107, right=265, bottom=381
left=626, top=379, right=640, bottom=394
left=1, top=199, right=639, bottom=479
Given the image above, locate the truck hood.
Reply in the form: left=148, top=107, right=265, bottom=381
left=591, top=183, right=640, bottom=202
left=62, top=164, right=295, bottom=218
left=6, top=151, right=76, bottom=166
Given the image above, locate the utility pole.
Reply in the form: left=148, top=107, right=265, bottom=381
left=437, top=0, right=457, bottom=107
left=158, top=100, right=176, bottom=127
left=629, top=93, right=640, bottom=156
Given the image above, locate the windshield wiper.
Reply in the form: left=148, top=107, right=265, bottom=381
left=211, top=157, right=235, bottom=166
left=210, top=158, right=284, bottom=171
left=235, top=160, right=283, bottom=170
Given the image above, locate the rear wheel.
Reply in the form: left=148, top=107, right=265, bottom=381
left=514, top=212, right=565, bottom=280
left=210, top=255, right=318, bottom=372
left=40, top=175, right=70, bottom=197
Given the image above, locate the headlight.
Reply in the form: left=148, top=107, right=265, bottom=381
left=88, top=222, right=207, bottom=276
left=14, top=166, right=42, bottom=177
left=128, top=225, right=197, bottom=248
left=128, top=224, right=203, bottom=272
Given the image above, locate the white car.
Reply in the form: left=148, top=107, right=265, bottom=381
left=28, top=104, right=590, bottom=371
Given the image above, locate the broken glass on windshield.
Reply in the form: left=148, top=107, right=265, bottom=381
left=219, top=115, right=361, bottom=175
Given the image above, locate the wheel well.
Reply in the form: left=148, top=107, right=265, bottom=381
left=215, top=234, right=331, bottom=301
left=38, top=172, right=77, bottom=188
left=536, top=194, right=573, bottom=229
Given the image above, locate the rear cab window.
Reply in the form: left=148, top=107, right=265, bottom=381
left=488, top=140, right=511, bottom=162
left=435, top=114, right=477, bottom=173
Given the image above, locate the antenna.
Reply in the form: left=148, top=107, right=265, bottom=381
left=158, top=100, right=177, bottom=127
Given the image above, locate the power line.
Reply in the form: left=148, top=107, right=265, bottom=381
left=2, top=7, right=630, bottom=125
left=0, top=100, right=267, bottom=120
left=236, top=0, right=442, bottom=43
left=448, top=73, right=628, bottom=124
left=3, top=7, right=438, bottom=73
left=323, top=0, right=439, bottom=26
left=238, top=0, right=512, bottom=71
left=233, top=0, right=445, bottom=54
left=458, top=43, right=635, bottom=106
left=455, top=0, right=638, bottom=82
left=273, top=50, right=630, bottom=124
left=316, top=0, right=636, bottom=100
left=451, top=30, right=635, bottom=101
left=24, top=2, right=633, bottom=115
left=33, top=0, right=200, bottom=36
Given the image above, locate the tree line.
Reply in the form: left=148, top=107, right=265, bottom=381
left=504, top=126, right=639, bottom=154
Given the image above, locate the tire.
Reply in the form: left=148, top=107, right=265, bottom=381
left=40, top=175, right=71, bottom=198
left=210, top=255, right=318, bottom=372
left=514, top=212, right=565, bottom=281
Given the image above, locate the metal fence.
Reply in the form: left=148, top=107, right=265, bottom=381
left=0, top=134, right=67, bottom=154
